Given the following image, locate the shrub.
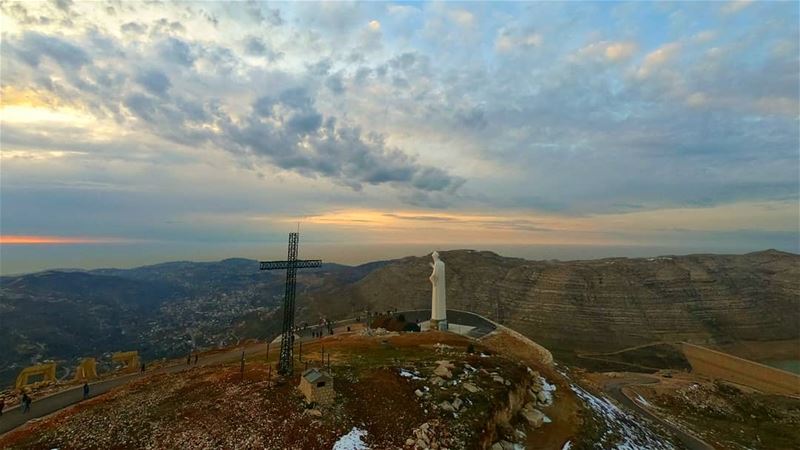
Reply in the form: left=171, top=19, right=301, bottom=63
left=402, top=322, right=421, bottom=332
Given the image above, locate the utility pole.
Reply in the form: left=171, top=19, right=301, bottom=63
left=240, top=350, right=245, bottom=381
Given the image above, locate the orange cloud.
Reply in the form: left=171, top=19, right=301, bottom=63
left=275, top=208, right=615, bottom=246
left=0, top=86, right=60, bottom=108
left=0, top=235, right=131, bottom=245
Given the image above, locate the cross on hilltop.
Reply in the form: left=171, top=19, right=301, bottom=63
left=260, top=232, right=321, bottom=375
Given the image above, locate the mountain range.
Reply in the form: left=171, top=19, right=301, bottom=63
left=2, top=249, right=798, bottom=387
left=303, top=249, right=800, bottom=365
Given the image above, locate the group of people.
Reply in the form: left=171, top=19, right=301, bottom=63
left=186, top=353, right=199, bottom=365
left=310, top=329, right=332, bottom=338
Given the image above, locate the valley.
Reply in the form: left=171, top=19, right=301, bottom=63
left=2, top=250, right=798, bottom=388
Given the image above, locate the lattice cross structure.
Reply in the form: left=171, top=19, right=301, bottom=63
left=260, top=232, right=321, bottom=375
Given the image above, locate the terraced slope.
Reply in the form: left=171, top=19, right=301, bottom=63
left=304, top=250, right=800, bottom=359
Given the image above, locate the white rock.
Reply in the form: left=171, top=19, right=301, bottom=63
left=436, top=360, right=455, bottom=369
left=520, top=407, right=546, bottom=428
left=434, top=365, right=453, bottom=379
left=537, top=390, right=552, bottom=405
left=463, top=382, right=481, bottom=393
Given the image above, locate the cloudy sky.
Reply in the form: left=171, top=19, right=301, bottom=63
left=1, top=0, right=798, bottom=273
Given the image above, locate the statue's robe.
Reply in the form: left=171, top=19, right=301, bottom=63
left=430, top=257, right=447, bottom=329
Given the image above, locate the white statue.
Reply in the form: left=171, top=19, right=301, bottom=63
left=429, top=251, right=447, bottom=331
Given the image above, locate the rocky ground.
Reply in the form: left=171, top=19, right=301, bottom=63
left=6, top=328, right=744, bottom=450
left=631, top=376, right=800, bottom=450
left=0, top=331, right=579, bottom=450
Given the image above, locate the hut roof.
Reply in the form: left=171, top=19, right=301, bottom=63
left=302, top=368, right=331, bottom=383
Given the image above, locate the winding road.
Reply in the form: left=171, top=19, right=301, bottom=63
left=603, top=374, right=714, bottom=450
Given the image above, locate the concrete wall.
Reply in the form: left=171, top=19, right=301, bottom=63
left=400, top=308, right=553, bottom=366
left=682, top=342, right=800, bottom=396
left=395, top=309, right=497, bottom=332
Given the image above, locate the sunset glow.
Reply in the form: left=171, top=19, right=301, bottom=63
left=0, top=0, right=796, bottom=273
left=0, top=235, right=130, bottom=245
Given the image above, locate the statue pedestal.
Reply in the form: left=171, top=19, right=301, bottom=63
left=430, top=319, right=448, bottom=331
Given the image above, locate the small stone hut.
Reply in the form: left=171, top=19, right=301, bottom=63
left=298, top=368, right=334, bottom=405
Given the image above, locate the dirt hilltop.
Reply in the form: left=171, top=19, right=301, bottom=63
left=0, top=329, right=682, bottom=450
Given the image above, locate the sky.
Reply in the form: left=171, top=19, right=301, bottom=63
left=0, top=0, right=798, bottom=274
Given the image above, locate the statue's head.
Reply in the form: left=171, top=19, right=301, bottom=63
left=432, top=251, right=440, bottom=260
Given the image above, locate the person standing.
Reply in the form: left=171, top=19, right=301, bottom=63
left=140, top=362, right=146, bottom=373
left=0, top=397, right=5, bottom=416
left=194, top=354, right=198, bottom=365
left=83, top=383, right=89, bottom=399
left=21, top=393, right=31, bottom=413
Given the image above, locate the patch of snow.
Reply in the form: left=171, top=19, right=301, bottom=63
left=543, top=414, right=552, bottom=424
left=561, top=442, right=572, bottom=450
left=399, top=369, right=423, bottom=380
left=536, top=375, right=557, bottom=405
left=635, top=394, right=651, bottom=407
left=332, top=427, right=369, bottom=450
left=570, top=384, right=675, bottom=450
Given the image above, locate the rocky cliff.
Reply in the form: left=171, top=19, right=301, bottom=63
left=304, top=250, right=800, bottom=358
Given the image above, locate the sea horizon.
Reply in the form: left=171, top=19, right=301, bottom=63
left=2, top=241, right=798, bottom=276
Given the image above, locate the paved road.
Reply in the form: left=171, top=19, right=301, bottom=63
left=0, top=343, right=266, bottom=436
left=604, top=375, right=713, bottom=450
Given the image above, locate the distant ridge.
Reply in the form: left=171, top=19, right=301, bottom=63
left=303, top=249, right=800, bottom=361
left=1, top=250, right=797, bottom=387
